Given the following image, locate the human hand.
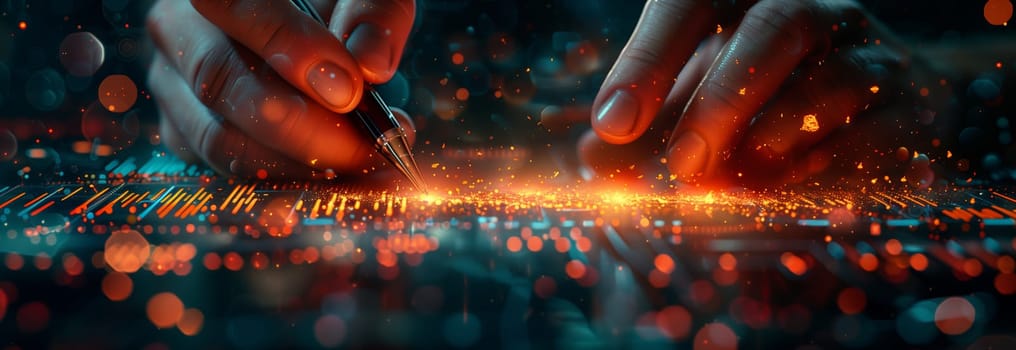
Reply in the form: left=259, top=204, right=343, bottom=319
left=146, top=0, right=416, bottom=179
left=584, top=0, right=951, bottom=188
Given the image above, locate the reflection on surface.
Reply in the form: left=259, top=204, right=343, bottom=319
left=1, top=174, right=1015, bottom=348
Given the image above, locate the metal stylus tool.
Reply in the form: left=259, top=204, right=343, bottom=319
left=291, top=0, right=426, bottom=191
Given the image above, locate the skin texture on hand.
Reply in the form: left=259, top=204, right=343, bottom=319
left=146, top=0, right=416, bottom=179
left=585, top=0, right=953, bottom=189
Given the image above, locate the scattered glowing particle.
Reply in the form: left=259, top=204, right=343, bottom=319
left=18, top=21, right=26, bottom=30
left=738, top=87, right=746, bottom=95
left=869, top=85, right=879, bottom=94
left=451, top=52, right=464, bottom=65
left=716, top=24, right=723, bottom=33
left=147, top=292, right=184, bottom=329
left=997, top=61, right=1005, bottom=69
left=800, top=114, right=819, bottom=132
left=919, top=87, right=930, bottom=97
left=935, top=297, right=975, bottom=335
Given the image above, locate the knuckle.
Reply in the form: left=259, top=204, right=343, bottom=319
left=190, top=45, right=242, bottom=104
left=702, top=79, right=754, bottom=117
left=743, top=0, right=818, bottom=49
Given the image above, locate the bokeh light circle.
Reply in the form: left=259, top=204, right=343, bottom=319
left=313, top=314, right=346, bottom=347
left=656, top=305, right=692, bottom=340
left=98, top=74, right=137, bottom=112
left=693, top=322, right=737, bottom=350
left=177, top=308, right=205, bottom=336
left=146, top=292, right=184, bottom=329
left=59, top=32, right=105, bottom=77
left=101, top=271, right=133, bottom=301
left=104, top=229, right=151, bottom=273
left=934, top=297, right=975, bottom=335
left=985, top=0, right=1014, bottom=25
left=25, top=69, right=66, bottom=111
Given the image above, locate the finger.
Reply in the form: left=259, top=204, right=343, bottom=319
left=591, top=0, right=715, bottom=144
left=738, top=46, right=905, bottom=165
left=329, top=0, right=415, bottom=83
left=666, top=0, right=850, bottom=180
left=578, top=34, right=727, bottom=186
left=190, top=0, right=365, bottom=113
left=158, top=116, right=201, bottom=165
left=148, top=53, right=320, bottom=179
left=147, top=0, right=374, bottom=173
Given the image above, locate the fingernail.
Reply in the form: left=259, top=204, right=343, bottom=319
left=346, top=23, right=393, bottom=79
left=307, top=61, right=355, bottom=110
left=594, top=90, right=639, bottom=138
left=667, top=131, right=708, bottom=179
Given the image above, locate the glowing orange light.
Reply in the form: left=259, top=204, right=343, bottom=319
left=506, top=236, right=522, bottom=252
left=101, top=271, right=133, bottom=301
left=98, top=74, right=138, bottom=113
left=836, top=287, right=866, bottom=315
left=800, top=114, right=820, bottom=133
left=885, top=239, right=902, bottom=255
left=962, top=259, right=983, bottom=277
left=451, top=52, right=464, bottom=65
left=177, top=308, right=204, bottom=336
left=455, top=88, right=470, bottom=101
left=985, top=0, right=1013, bottom=25
left=858, top=253, right=879, bottom=272
left=17, top=21, right=26, bottom=30
left=780, top=252, right=808, bottom=276
left=104, top=229, right=151, bottom=273
left=565, top=260, right=586, bottom=279
left=910, top=253, right=929, bottom=271
left=869, top=85, right=880, bottom=94
left=717, top=253, right=737, bottom=271
left=147, top=292, right=184, bottom=329
left=655, top=254, right=675, bottom=274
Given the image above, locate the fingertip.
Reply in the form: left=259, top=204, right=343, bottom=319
left=666, top=130, right=708, bottom=180
left=306, top=61, right=364, bottom=113
left=591, top=89, right=641, bottom=144
left=346, top=23, right=397, bottom=83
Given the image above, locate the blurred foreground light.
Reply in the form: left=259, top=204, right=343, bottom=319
left=935, top=297, right=975, bottom=335
left=693, top=322, right=737, bottom=350
left=59, top=32, right=105, bottom=77
left=104, top=229, right=151, bottom=273
left=147, top=292, right=184, bottom=329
